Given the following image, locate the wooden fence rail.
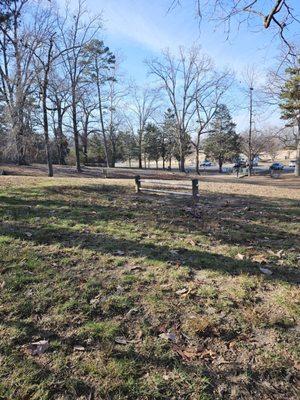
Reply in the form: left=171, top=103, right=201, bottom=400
left=134, top=176, right=199, bottom=203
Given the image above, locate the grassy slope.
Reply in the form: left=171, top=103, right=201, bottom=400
left=0, top=175, right=299, bottom=400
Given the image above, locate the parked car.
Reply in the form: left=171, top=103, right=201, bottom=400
left=269, top=162, right=284, bottom=170
left=200, top=161, right=212, bottom=167
left=289, top=160, right=296, bottom=167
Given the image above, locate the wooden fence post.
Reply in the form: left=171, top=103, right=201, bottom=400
left=135, top=175, right=141, bottom=193
left=192, top=179, right=199, bottom=203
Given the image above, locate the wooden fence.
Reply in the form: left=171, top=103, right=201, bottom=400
left=134, top=176, right=199, bottom=203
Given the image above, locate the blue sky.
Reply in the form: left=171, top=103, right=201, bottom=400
left=64, top=0, right=300, bottom=130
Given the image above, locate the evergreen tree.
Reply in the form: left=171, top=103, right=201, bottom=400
left=162, top=108, right=177, bottom=169
left=204, top=104, right=240, bottom=172
left=279, top=62, right=300, bottom=177
left=144, top=123, right=162, bottom=168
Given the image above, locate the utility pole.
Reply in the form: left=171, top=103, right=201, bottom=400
left=248, top=86, right=254, bottom=176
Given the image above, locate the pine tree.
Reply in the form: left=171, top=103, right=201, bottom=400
left=280, top=62, right=300, bottom=177
left=162, top=109, right=177, bottom=169
left=204, top=104, right=240, bottom=172
left=144, top=123, right=162, bottom=169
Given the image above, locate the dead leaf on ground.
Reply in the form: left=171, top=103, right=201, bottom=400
left=199, top=348, right=217, bottom=360
left=276, top=249, right=285, bottom=258
left=252, top=254, right=269, bottom=264
left=176, top=288, right=188, bottom=295
left=74, top=345, right=85, bottom=352
left=114, top=337, right=128, bottom=345
left=259, top=267, right=273, bottom=275
left=159, top=332, right=177, bottom=342
left=128, top=265, right=144, bottom=271
left=125, top=307, right=138, bottom=317
left=26, top=340, right=49, bottom=356
left=236, top=253, right=245, bottom=260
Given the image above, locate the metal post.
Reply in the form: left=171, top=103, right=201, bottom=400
left=192, top=179, right=199, bottom=203
left=135, top=175, right=141, bottom=193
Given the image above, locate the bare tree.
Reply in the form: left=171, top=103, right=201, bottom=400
left=171, top=1, right=299, bottom=54
left=147, top=47, right=209, bottom=171
left=0, top=0, right=39, bottom=164
left=128, top=85, right=159, bottom=169
left=240, top=128, right=269, bottom=162
left=58, top=0, right=102, bottom=172
left=192, top=69, right=233, bottom=173
left=105, top=64, right=128, bottom=167
left=48, top=73, right=70, bottom=165
left=77, top=91, right=98, bottom=164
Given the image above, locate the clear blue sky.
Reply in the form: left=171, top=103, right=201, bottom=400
left=65, top=0, right=300, bottom=130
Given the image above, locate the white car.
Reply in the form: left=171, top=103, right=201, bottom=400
left=289, top=160, right=296, bottom=167
left=200, top=161, right=212, bottom=167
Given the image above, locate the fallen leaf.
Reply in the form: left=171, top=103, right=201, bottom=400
left=126, top=308, right=138, bottom=317
left=236, top=253, right=245, bottom=260
left=252, top=254, right=268, bottom=264
left=159, top=332, right=177, bottom=342
left=136, top=330, right=143, bottom=340
left=259, top=267, right=273, bottom=275
left=114, top=336, right=127, bottom=345
left=128, top=265, right=143, bottom=271
left=275, top=249, right=284, bottom=258
left=199, top=349, right=217, bottom=360
left=25, top=232, right=32, bottom=238
left=176, top=288, right=188, bottom=295
left=116, top=285, right=124, bottom=294
left=161, top=283, right=172, bottom=291
left=27, top=340, right=49, bottom=356
left=73, top=345, right=85, bottom=352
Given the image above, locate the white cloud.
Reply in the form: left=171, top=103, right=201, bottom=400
left=98, top=0, right=183, bottom=53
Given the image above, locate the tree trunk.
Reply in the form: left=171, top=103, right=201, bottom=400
left=83, top=142, right=88, bottom=164
left=218, top=159, right=223, bottom=173
left=42, top=88, right=53, bottom=177
left=110, top=139, right=116, bottom=167
left=156, top=160, right=158, bottom=169
left=295, top=138, right=300, bottom=177
left=138, top=133, right=143, bottom=169
left=180, top=156, right=185, bottom=172
left=72, top=95, right=81, bottom=173
left=95, top=59, right=109, bottom=168
left=195, top=148, right=200, bottom=174
left=56, top=101, right=67, bottom=165
left=162, top=157, right=165, bottom=170
left=13, top=105, right=27, bottom=165
left=15, top=126, right=26, bottom=165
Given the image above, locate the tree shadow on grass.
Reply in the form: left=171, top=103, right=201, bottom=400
left=0, top=184, right=299, bottom=282
left=0, top=219, right=299, bottom=285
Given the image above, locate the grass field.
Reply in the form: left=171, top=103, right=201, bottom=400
left=0, top=168, right=299, bottom=399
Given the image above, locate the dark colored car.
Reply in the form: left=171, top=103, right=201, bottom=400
left=269, top=162, right=284, bottom=170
